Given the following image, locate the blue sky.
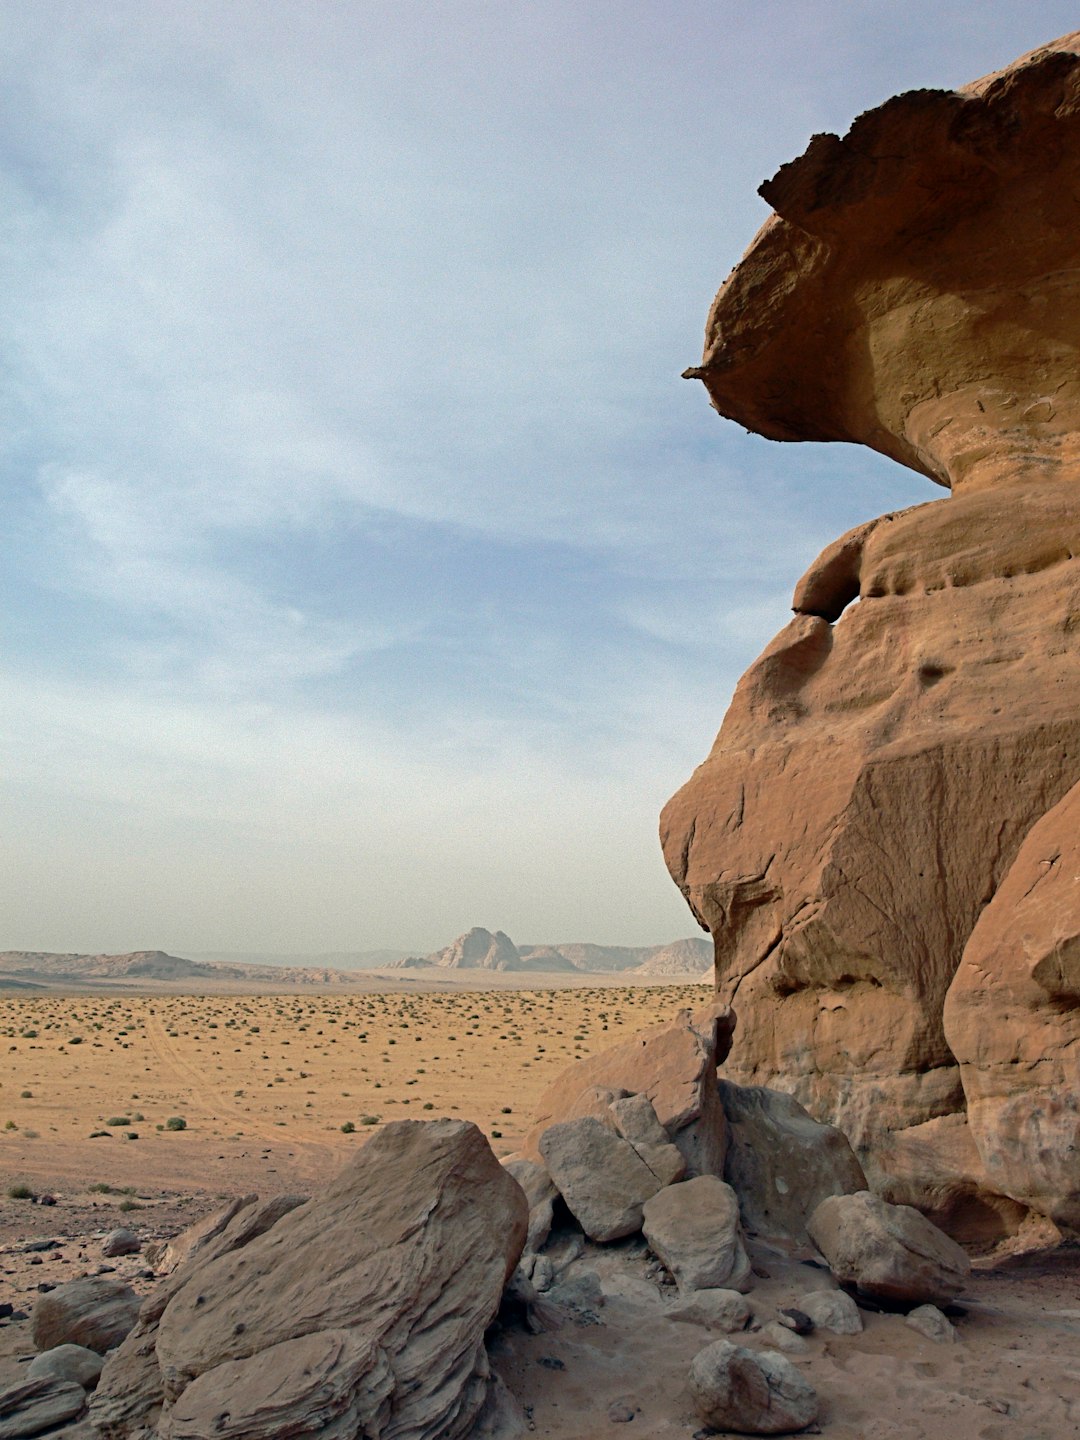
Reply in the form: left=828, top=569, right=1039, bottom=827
left=2, top=2, right=1073, bottom=954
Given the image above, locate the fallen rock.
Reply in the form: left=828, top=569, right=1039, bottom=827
left=720, top=1081, right=866, bottom=1242
left=502, top=1158, right=559, bottom=1253
left=32, top=1278, right=140, bottom=1356
left=27, top=1345, right=104, bottom=1390
left=798, top=1289, right=862, bottom=1335
left=642, top=1176, right=752, bottom=1294
left=808, top=1191, right=970, bottom=1304
left=524, top=1005, right=734, bottom=1177
left=0, top=1376, right=86, bottom=1438
left=757, top=1321, right=809, bottom=1354
left=609, top=1093, right=687, bottom=1186
left=665, top=1288, right=752, bottom=1332
left=539, top=1116, right=661, bottom=1242
left=905, top=1304, right=957, bottom=1343
left=777, top=1308, right=813, bottom=1336
left=688, top=1340, right=818, bottom=1434
left=92, top=1120, right=527, bottom=1440
left=101, top=1230, right=141, bottom=1260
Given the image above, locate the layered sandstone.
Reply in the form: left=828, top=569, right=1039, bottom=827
left=664, top=32, right=1080, bottom=1235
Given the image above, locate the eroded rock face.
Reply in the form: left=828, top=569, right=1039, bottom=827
left=663, top=31, right=1080, bottom=1231
left=91, top=1120, right=526, bottom=1440
left=944, top=779, right=1080, bottom=1230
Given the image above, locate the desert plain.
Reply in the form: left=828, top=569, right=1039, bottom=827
left=2, top=976, right=1080, bottom=1440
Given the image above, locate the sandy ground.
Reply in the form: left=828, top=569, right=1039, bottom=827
left=1, top=980, right=1079, bottom=1439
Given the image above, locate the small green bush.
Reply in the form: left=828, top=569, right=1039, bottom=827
left=118, top=1198, right=143, bottom=1212
left=6, top=1182, right=33, bottom=1199
left=105, top=1116, right=130, bottom=1127
left=340, top=1120, right=356, bottom=1134
left=164, top=1116, right=187, bottom=1131
left=360, top=1115, right=380, bottom=1126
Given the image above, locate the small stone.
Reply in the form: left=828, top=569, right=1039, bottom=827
left=608, top=1399, right=638, bottom=1423
left=28, top=1345, right=104, bottom=1390
left=759, top=1321, right=809, bottom=1354
left=101, top=1229, right=141, bottom=1259
left=905, top=1304, right=956, bottom=1343
left=777, top=1308, right=813, bottom=1335
left=798, top=1290, right=862, bottom=1336
left=537, top=1356, right=565, bottom=1371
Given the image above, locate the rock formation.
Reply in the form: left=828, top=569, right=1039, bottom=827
left=90, top=1120, right=527, bottom=1440
left=663, top=30, right=1080, bottom=1237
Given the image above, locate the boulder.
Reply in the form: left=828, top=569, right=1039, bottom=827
left=688, top=1340, right=818, bottom=1434
left=665, top=1289, right=752, bottom=1332
left=663, top=30, right=1080, bottom=1226
left=807, top=1191, right=970, bottom=1305
left=608, top=1093, right=687, bottom=1186
left=523, top=1005, right=734, bottom=1178
left=944, top=779, right=1080, bottom=1231
left=101, top=1229, right=141, bottom=1259
left=27, top=1345, right=104, bottom=1390
left=905, top=1304, right=956, bottom=1343
left=91, top=1120, right=527, bottom=1440
left=797, top=1289, right=861, bottom=1336
left=539, top=1116, right=661, bottom=1242
left=502, top=1158, right=559, bottom=1253
left=0, top=1377, right=86, bottom=1439
left=642, top=1176, right=752, bottom=1294
left=719, top=1080, right=865, bottom=1242
left=32, top=1278, right=140, bottom=1356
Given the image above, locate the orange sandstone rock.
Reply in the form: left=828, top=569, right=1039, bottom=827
left=665, top=31, right=1080, bottom=1235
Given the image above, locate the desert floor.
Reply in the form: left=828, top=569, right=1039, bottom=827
left=2, top=980, right=1080, bottom=1440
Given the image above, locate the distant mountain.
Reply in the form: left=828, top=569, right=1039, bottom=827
left=0, top=950, right=364, bottom=987
left=390, top=928, right=711, bottom=976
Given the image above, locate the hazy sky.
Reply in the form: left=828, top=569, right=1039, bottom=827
left=2, top=2, right=1072, bottom=955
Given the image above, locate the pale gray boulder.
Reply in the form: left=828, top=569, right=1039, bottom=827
left=92, top=1120, right=527, bottom=1440
left=688, top=1341, right=818, bottom=1434
left=27, top=1344, right=104, bottom=1390
left=719, top=1080, right=866, bottom=1242
left=905, top=1304, right=957, bottom=1343
left=808, top=1191, right=970, bottom=1305
left=642, top=1176, right=752, bottom=1294
left=609, top=1093, right=687, bottom=1187
left=32, top=1278, right=140, bottom=1356
left=665, top=1288, right=752, bottom=1332
left=539, top=1116, right=662, bottom=1242
left=798, top=1289, right=862, bottom=1335
left=502, top=1158, right=558, bottom=1253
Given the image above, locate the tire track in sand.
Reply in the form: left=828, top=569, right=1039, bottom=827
left=143, top=1009, right=340, bottom=1173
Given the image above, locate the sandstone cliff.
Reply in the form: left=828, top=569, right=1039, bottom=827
left=664, top=31, right=1080, bottom=1240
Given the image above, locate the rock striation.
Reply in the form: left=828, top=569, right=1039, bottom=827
left=663, top=30, right=1080, bottom=1236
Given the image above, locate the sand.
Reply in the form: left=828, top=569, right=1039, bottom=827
left=2, top=979, right=1079, bottom=1439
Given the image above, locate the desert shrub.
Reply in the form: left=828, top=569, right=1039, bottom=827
left=20, top=1090, right=32, bottom=1099
left=89, top=1130, right=111, bottom=1139
left=360, top=1115, right=380, bottom=1126
left=6, top=1182, right=33, bottom=1199
left=118, top=1198, right=142, bottom=1212
left=340, top=1121, right=356, bottom=1133
left=105, top=1116, right=130, bottom=1127
left=164, top=1116, right=187, bottom=1131
left=422, top=1102, right=435, bottom=1110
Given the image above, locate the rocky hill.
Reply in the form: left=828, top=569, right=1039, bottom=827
left=399, top=928, right=712, bottom=975
left=666, top=30, right=1080, bottom=1241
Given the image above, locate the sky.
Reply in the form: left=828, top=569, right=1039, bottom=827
left=2, top=1, right=1074, bottom=957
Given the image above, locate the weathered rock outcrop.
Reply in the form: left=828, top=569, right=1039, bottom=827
left=522, top=1004, right=734, bottom=1178
left=663, top=31, right=1080, bottom=1233
left=91, top=1120, right=527, bottom=1440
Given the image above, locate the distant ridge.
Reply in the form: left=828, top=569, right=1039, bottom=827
left=393, top=928, right=711, bottom=976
